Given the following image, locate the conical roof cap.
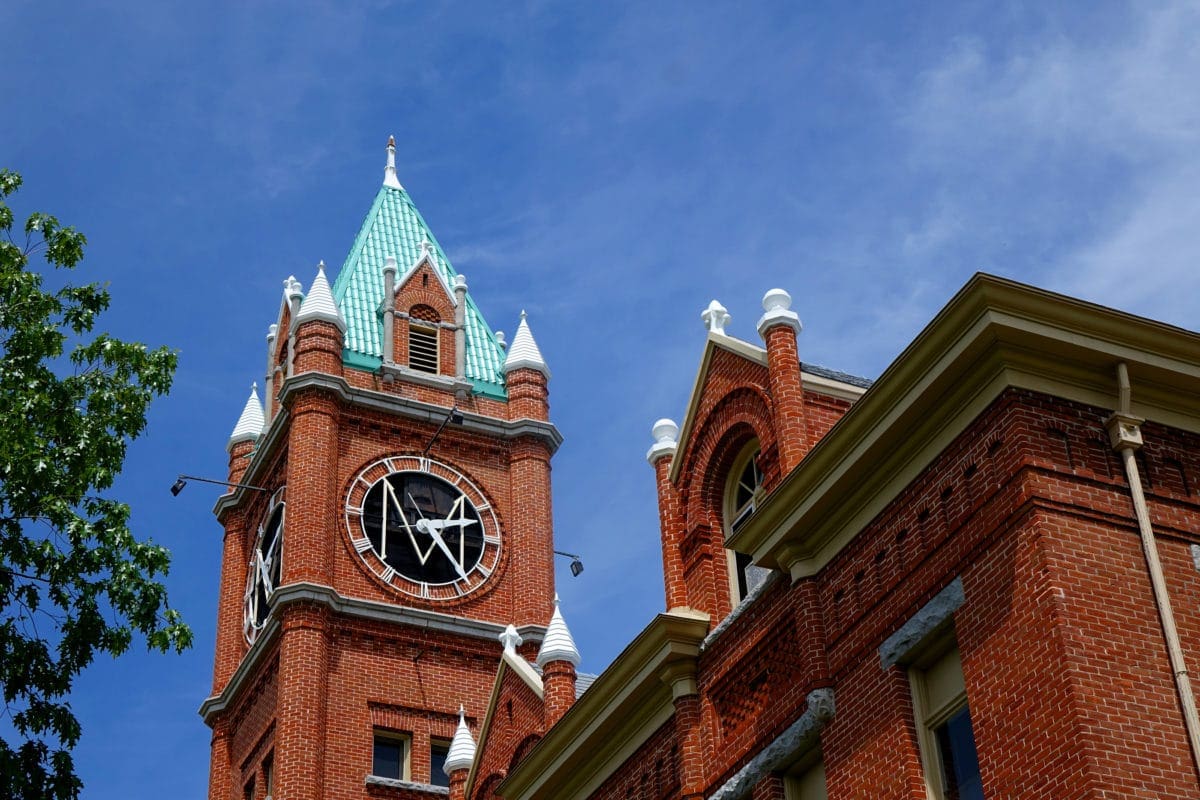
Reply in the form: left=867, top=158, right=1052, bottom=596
left=296, top=262, right=345, bottom=332
left=442, top=706, right=477, bottom=775
left=227, top=383, right=264, bottom=451
left=536, top=594, right=580, bottom=668
left=502, top=311, right=550, bottom=379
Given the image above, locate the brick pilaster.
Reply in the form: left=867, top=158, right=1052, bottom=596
left=282, top=391, right=339, bottom=586
left=509, top=437, right=555, bottom=625
left=674, top=692, right=705, bottom=800
left=274, top=603, right=330, bottom=800
left=762, top=323, right=807, bottom=474
left=652, top=456, right=688, bottom=611
left=212, top=506, right=248, bottom=693
left=542, top=659, right=577, bottom=729
left=506, top=367, right=549, bottom=421
left=207, top=722, right=233, bottom=800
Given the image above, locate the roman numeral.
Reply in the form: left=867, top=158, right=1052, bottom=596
left=353, top=538, right=373, bottom=553
left=380, top=566, right=396, bottom=584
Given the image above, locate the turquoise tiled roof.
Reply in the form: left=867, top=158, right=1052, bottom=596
left=331, top=185, right=508, bottom=399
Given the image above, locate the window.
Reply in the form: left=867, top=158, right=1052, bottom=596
left=724, top=441, right=765, bottom=603
left=243, top=777, right=255, bottom=800
left=262, top=752, right=274, bottom=799
left=430, top=738, right=451, bottom=787
left=910, top=645, right=983, bottom=800
left=784, top=751, right=827, bottom=800
left=372, top=731, right=411, bottom=781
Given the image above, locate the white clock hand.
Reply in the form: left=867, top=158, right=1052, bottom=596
left=424, top=518, right=477, bottom=531
left=424, top=524, right=470, bottom=582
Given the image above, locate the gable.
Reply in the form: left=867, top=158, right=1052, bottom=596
left=468, top=654, right=546, bottom=799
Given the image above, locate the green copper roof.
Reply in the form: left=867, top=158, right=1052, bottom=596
left=331, top=185, right=508, bottom=399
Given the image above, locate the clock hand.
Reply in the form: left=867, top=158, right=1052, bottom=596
left=424, top=518, right=478, bottom=531
left=424, top=524, right=470, bottom=582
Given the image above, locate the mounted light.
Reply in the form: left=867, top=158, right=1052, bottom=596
left=169, top=474, right=269, bottom=496
left=555, top=549, right=585, bottom=578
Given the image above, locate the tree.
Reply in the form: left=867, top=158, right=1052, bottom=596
left=0, top=170, right=191, bottom=800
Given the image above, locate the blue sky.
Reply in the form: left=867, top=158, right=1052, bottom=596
left=3, top=1, right=1200, bottom=796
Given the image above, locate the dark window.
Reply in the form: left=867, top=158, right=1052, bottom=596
left=243, top=778, right=255, bottom=800
left=934, top=706, right=983, bottom=800
left=430, top=739, right=451, bottom=787
left=409, top=324, right=439, bottom=373
left=373, top=733, right=406, bottom=780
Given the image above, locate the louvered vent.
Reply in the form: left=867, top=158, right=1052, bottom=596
left=409, top=325, right=439, bottom=373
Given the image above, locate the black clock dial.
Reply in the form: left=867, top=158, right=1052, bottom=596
left=360, top=471, right=484, bottom=585
left=243, top=489, right=284, bottom=644
left=345, top=456, right=501, bottom=600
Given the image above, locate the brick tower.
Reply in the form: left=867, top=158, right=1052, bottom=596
left=201, top=138, right=561, bottom=800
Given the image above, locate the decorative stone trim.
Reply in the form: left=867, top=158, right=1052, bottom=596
left=199, top=582, right=547, bottom=723
left=707, top=688, right=835, bottom=800
left=364, top=775, right=449, bottom=794
left=879, top=577, right=965, bottom=669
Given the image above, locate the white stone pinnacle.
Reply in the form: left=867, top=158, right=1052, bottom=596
left=227, top=383, right=265, bottom=451
left=442, top=705, right=477, bottom=776
left=536, top=593, right=581, bottom=668
left=646, top=418, right=679, bottom=465
left=296, top=261, right=346, bottom=333
left=499, top=624, right=524, bottom=654
left=285, top=275, right=304, bottom=304
left=756, top=287, right=802, bottom=337
left=702, top=300, right=731, bottom=336
left=502, top=310, right=550, bottom=379
left=383, top=135, right=403, bottom=190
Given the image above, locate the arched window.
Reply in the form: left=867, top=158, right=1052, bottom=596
left=724, top=441, right=764, bottom=603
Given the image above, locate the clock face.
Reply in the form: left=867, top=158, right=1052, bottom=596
left=243, top=487, right=285, bottom=645
left=345, top=456, right=501, bottom=600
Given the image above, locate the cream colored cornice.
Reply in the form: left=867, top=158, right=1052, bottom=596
left=729, top=273, right=1200, bottom=580
left=498, top=608, right=710, bottom=800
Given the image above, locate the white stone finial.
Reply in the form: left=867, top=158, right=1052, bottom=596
left=227, top=382, right=265, bottom=451
left=495, top=330, right=506, bottom=350
left=454, top=274, right=467, bottom=290
left=499, top=624, right=524, bottom=654
left=419, top=237, right=435, bottom=260
left=502, top=311, right=550, bottom=379
left=383, top=135, right=403, bottom=189
left=702, top=300, right=731, bottom=336
left=296, top=261, right=346, bottom=333
left=267, top=323, right=277, bottom=342
left=382, top=255, right=397, bottom=277
left=536, top=593, right=581, bottom=668
left=646, top=418, right=679, bottom=465
left=285, top=275, right=304, bottom=303
left=757, top=287, right=802, bottom=337
left=443, top=705, right=477, bottom=776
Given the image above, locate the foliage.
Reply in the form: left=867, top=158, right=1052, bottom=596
left=0, top=170, right=190, bottom=799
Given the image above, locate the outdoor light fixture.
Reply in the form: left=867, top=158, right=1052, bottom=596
left=422, top=404, right=464, bottom=456
left=554, top=550, right=585, bottom=577
left=170, top=474, right=269, bottom=495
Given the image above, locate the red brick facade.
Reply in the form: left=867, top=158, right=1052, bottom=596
left=488, top=277, right=1200, bottom=800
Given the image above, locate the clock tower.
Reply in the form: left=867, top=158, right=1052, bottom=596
left=201, top=138, right=561, bottom=800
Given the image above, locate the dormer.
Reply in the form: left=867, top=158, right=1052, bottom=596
left=378, top=243, right=472, bottom=393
